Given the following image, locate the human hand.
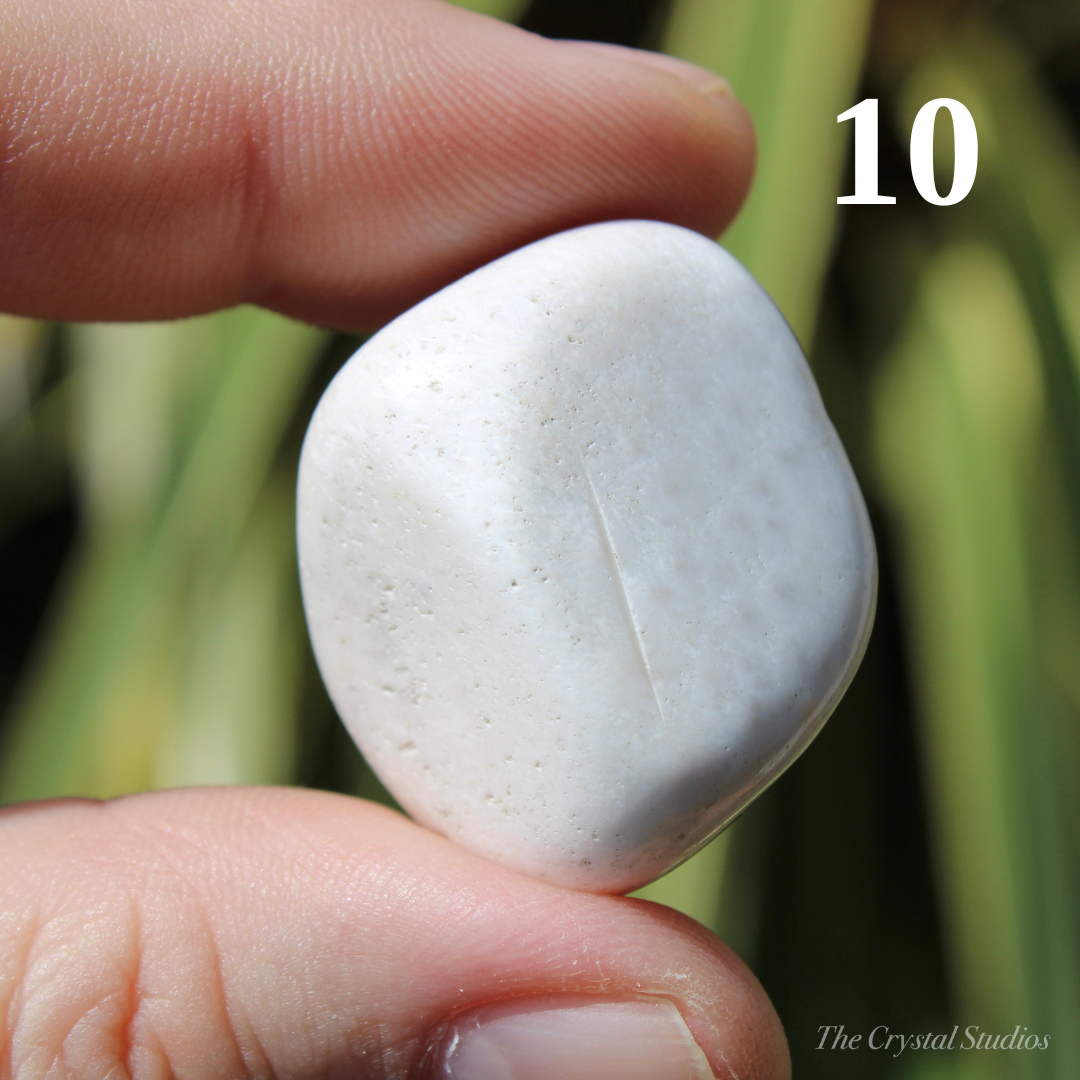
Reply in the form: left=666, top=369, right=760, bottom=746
left=1, top=0, right=752, bottom=330
left=0, top=2, right=784, bottom=1077
left=3, top=789, right=786, bottom=1078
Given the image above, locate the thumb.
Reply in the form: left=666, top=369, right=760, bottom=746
left=0, top=0, right=754, bottom=330
left=2, top=787, right=788, bottom=1079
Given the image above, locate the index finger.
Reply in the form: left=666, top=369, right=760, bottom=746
left=0, top=0, right=754, bottom=330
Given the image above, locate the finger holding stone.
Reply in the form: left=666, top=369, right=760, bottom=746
left=1, top=786, right=789, bottom=1080
left=0, top=0, right=754, bottom=329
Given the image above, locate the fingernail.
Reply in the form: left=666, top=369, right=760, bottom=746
left=430, top=994, right=716, bottom=1080
left=560, top=41, right=734, bottom=102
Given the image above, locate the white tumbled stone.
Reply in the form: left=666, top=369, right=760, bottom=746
left=298, top=220, right=876, bottom=893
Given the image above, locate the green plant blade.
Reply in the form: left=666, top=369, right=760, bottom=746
left=0, top=309, right=327, bottom=803
left=664, top=0, right=877, bottom=347
left=875, top=240, right=1080, bottom=1079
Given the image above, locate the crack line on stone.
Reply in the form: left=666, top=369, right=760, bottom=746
left=583, top=466, right=667, bottom=725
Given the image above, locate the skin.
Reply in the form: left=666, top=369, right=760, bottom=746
left=0, top=1, right=787, bottom=1077
left=0, top=0, right=753, bottom=329
left=1, top=790, right=787, bottom=1079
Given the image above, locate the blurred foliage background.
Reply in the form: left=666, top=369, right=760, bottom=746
left=1, top=0, right=1078, bottom=1076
